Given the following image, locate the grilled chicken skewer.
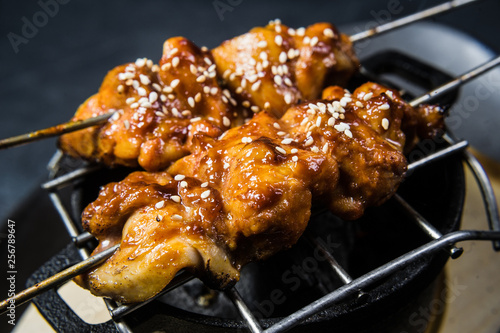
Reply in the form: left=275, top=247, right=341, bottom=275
left=0, top=0, right=480, bottom=154
left=73, top=81, right=442, bottom=303
left=0, top=54, right=496, bottom=312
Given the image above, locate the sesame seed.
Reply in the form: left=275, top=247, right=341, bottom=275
left=284, top=92, right=293, bottom=104
left=172, top=57, right=180, bottom=68
left=182, top=110, right=192, bottom=117
left=344, top=129, right=353, bottom=138
left=323, top=28, right=334, bottom=38
left=275, top=146, right=286, bottom=154
left=328, top=117, right=335, bottom=126
left=292, top=156, right=298, bottom=162
left=282, top=138, right=293, bottom=145
left=155, top=200, right=165, bottom=209
left=251, top=81, right=261, bottom=91
left=149, top=91, right=158, bottom=103
left=277, top=131, right=286, bottom=136
left=275, top=35, right=283, bottom=46
left=291, top=148, right=298, bottom=154
left=310, top=36, right=319, bottom=46
left=201, top=182, right=208, bottom=187
left=152, top=83, right=162, bottom=92
left=204, top=57, right=212, bottom=66
left=130, top=103, right=139, bottom=109
left=180, top=180, right=188, bottom=188
left=194, top=92, right=202, bottom=103
left=303, top=36, right=311, bottom=45
left=223, top=162, right=230, bottom=169
left=196, top=75, right=206, bottom=83
left=210, top=87, right=218, bottom=95
left=146, top=59, right=153, bottom=68
left=140, top=74, right=150, bottom=85
left=264, top=102, right=271, bottom=109
left=223, top=116, right=231, bottom=127
left=137, top=87, right=147, bottom=96
left=190, top=117, right=202, bottom=122
left=161, top=63, right=171, bottom=71
left=274, top=75, right=283, bottom=86
left=385, top=90, right=394, bottom=100
left=300, top=117, right=309, bottom=126
left=279, top=51, right=287, bottom=63
left=382, top=118, right=390, bottom=130
left=355, top=101, right=364, bottom=108
left=171, top=195, right=181, bottom=203
left=241, top=137, right=253, bottom=143
left=188, top=97, right=195, bottom=108
left=170, top=79, right=180, bottom=88
left=163, top=86, right=173, bottom=93
left=175, top=174, right=185, bottom=181
left=297, top=27, right=305, bottom=36
left=135, top=58, right=146, bottom=67
left=273, top=122, right=281, bottom=129
left=363, top=92, right=373, bottom=101
left=284, top=77, right=293, bottom=87
left=201, top=190, right=211, bottom=199
left=379, top=103, right=390, bottom=110
left=251, top=105, right=259, bottom=113
left=257, top=40, right=267, bottom=48
left=172, top=214, right=183, bottom=221
left=126, top=97, right=135, bottom=104
left=304, top=137, right=314, bottom=147
left=117, top=85, right=124, bottom=93
left=316, top=117, right=322, bottom=127
left=322, top=143, right=329, bottom=153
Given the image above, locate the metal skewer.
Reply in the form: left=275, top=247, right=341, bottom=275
left=0, top=111, right=115, bottom=150
left=0, top=243, right=119, bottom=314
left=0, top=1, right=481, bottom=151
left=349, top=0, right=480, bottom=43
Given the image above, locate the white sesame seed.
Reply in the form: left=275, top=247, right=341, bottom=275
left=292, top=156, right=298, bottom=162
left=223, top=116, right=231, bottom=127
left=139, top=74, right=150, bottom=85
left=204, top=57, right=212, bottom=66
left=196, top=75, right=206, bottom=83
left=149, top=91, right=158, bottom=103
left=281, top=138, right=293, bottom=145
left=322, top=143, right=329, bottom=153
left=137, top=87, right=147, bottom=96
left=385, top=90, right=394, bottom=100
left=182, top=110, right=191, bottom=117
left=277, top=131, right=286, bottom=136
left=161, top=63, right=171, bottom=71
left=304, top=137, right=314, bottom=147
left=155, top=200, right=165, bottom=209
left=146, top=59, right=153, bottom=68
left=170, top=79, right=180, bottom=88
left=316, top=117, right=322, bottom=127
left=130, top=102, right=139, bottom=109
left=323, top=28, right=334, bottom=38
left=152, top=83, right=162, bottom=92
left=117, top=85, right=124, bottom=93
left=251, top=105, right=259, bottom=113
left=135, top=58, right=146, bottom=67
left=284, top=92, right=293, bottom=104
left=264, top=102, right=271, bottom=109
left=274, top=75, right=283, bottom=86
left=201, top=182, right=208, bottom=188
left=201, top=190, right=211, bottom=199
left=300, top=117, right=309, bottom=126
left=257, top=40, right=268, bottom=48
left=363, top=92, right=373, bottom=101
left=284, top=77, right=293, bottom=87
left=275, top=35, right=283, bottom=46
left=163, top=86, right=173, bottom=93
left=172, top=214, right=183, bottom=221
left=310, top=36, right=319, bottom=46
left=188, top=97, right=195, bottom=108
left=170, top=195, right=181, bottom=203
left=382, top=118, right=390, bottom=130
left=344, top=129, right=353, bottom=138
left=180, top=180, right=188, bottom=188
left=291, top=148, right=298, bottom=154
left=251, top=81, right=261, bottom=91
left=297, top=27, right=305, bottom=36
left=275, top=146, right=286, bottom=154
left=126, top=97, right=135, bottom=104
left=273, top=122, right=281, bottom=129
left=172, top=57, right=180, bottom=68
left=210, top=87, right=218, bottom=95
left=279, top=51, right=287, bottom=63
left=355, top=101, right=364, bottom=108
left=175, top=174, right=185, bottom=181
left=328, top=117, right=336, bottom=126
left=303, top=36, right=311, bottom=45
left=379, top=103, right=390, bottom=110
left=190, top=117, right=202, bottom=122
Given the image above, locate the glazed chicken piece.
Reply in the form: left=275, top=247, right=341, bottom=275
left=212, top=20, right=359, bottom=118
left=76, top=82, right=443, bottom=303
left=59, top=37, right=237, bottom=171
left=76, top=111, right=338, bottom=303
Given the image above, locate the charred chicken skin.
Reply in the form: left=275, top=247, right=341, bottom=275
left=75, top=82, right=443, bottom=303
left=59, top=21, right=359, bottom=171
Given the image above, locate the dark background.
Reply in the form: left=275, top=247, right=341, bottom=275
left=0, top=0, right=499, bottom=332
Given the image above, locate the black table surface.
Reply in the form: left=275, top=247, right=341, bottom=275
left=1, top=0, right=500, bottom=332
